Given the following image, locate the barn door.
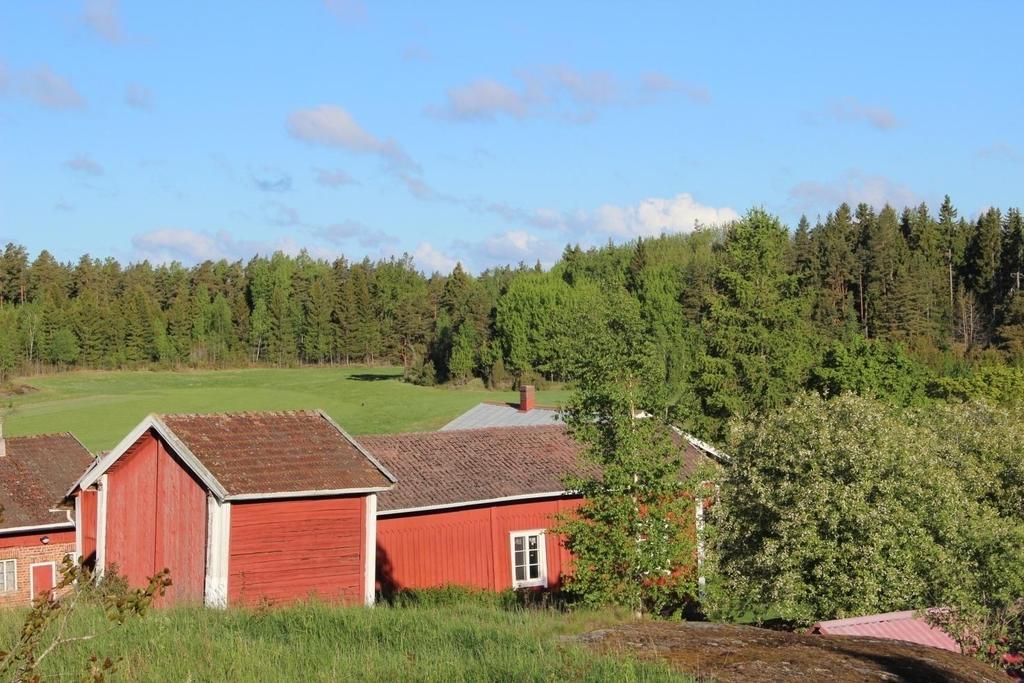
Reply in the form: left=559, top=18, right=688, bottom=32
left=30, top=562, right=57, bottom=601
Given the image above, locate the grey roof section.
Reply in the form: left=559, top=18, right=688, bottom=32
left=440, top=403, right=563, bottom=431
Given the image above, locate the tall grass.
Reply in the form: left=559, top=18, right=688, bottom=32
left=0, top=593, right=689, bottom=682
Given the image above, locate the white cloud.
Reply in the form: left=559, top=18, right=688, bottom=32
left=131, top=228, right=343, bottom=264
left=64, top=154, right=104, bottom=176
left=429, top=65, right=710, bottom=123
left=460, top=229, right=563, bottom=268
left=287, top=105, right=414, bottom=172
left=789, top=170, right=919, bottom=212
left=21, top=66, right=85, bottom=109
left=826, top=97, right=901, bottom=130
left=435, top=78, right=530, bottom=121
left=412, top=242, right=458, bottom=273
left=324, top=0, right=366, bottom=24
left=124, top=82, right=152, bottom=109
left=640, top=72, right=711, bottom=104
left=314, top=167, right=356, bottom=188
left=314, top=221, right=395, bottom=249
left=82, top=0, right=124, bottom=43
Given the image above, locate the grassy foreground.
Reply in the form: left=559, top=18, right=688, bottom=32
left=2, top=367, right=570, bottom=451
left=0, top=599, right=687, bottom=682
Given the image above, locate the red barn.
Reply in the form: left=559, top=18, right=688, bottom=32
left=362, top=426, right=584, bottom=593
left=0, top=432, right=93, bottom=606
left=70, top=411, right=395, bottom=607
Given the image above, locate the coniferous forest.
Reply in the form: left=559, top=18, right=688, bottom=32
left=3, top=196, right=1024, bottom=441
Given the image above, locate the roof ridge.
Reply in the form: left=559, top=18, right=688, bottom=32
left=158, top=409, right=323, bottom=419
left=365, top=424, right=570, bottom=439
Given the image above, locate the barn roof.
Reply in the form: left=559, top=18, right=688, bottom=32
left=361, top=426, right=582, bottom=514
left=441, top=402, right=731, bottom=464
left=0, top=433, right=93, bottom=532
left=439, top=402, right=562, bottom=430
left=811, top=610, right=960, bottom=653
left=74, top=410, right=395, bottom=501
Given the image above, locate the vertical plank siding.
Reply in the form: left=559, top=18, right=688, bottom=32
left=376, top=497, right=582, bottom=592
left=79, top=489, right=98, bottom=561
left=228, top=496, right=366, bottom=606
left=103, top=432, right=207, bottom=605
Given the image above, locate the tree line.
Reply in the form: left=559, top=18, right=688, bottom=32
left=2, top=195, right=1024, bottom=438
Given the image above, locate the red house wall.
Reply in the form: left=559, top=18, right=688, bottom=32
left=103, top=432, right=207, bottom=605
left=228, top=496, right=366, bottom=606
left=376, top=497, right=581, bottom=593
left=0, top=530, right=76, bottom=607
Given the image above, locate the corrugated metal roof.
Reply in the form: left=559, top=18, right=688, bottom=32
left=812, top=610, right=960, bottom=653
left=439, top=403, right=562, bottom=430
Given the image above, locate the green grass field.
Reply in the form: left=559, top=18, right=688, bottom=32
left=0, top=597, right=688, bottom=682
left=1, top=367, right=570, bottom=452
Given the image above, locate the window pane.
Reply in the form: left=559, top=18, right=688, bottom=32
left=515, top=550, right=524, bottom=567
left=528, top=549, right=538, bottom=565
left=514, top=537, right=524, bottom=552
left=515, top=566, right=525, bottom=581
left=529, top=564, right=539, bottom=579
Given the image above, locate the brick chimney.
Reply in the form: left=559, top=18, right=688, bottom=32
left=519, top=384, right=536, bottom=412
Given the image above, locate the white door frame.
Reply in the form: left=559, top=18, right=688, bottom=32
left=29, top=561, right=57, bottom=602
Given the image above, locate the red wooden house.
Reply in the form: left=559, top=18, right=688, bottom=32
left=0, top=431, right=92, bottom=606
left=69, top=411, right=395, bottom=607
left=362, top=426, right=584, bottom=593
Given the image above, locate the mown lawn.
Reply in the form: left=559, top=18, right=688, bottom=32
left=1, top=367, right=570, bottom=451
left=0, top=598, right=689, bottom=682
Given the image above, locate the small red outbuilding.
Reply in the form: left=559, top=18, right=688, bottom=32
left=71, top=411, right=395, bottom=607
left=0, top=432, right=93, bottom=607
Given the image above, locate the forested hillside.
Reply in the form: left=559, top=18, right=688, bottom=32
left=2, top=196, right=1023, bottom=440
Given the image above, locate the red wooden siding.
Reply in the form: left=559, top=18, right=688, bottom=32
left=79, top=489, right=97, bottom=561
left=104, top=432, right=207, bottom=605
left=376, top=497, right=581, bottom=593
left=228, top=496, right=366, bottom=606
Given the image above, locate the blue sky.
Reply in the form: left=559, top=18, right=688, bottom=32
left=1, top=1, right=1022, bottom=272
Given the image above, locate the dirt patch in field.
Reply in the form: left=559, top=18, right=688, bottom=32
left=574, top=620, right=1004, bottom=682
left=0, top=383, right=38, bottom=397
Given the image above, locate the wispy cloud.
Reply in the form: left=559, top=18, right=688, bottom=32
left=313, top=167, right=357, bottom=188
left=261, top=201, right=301, bottom=227
left=789, top=170, right=918, bottom=212
left=21, top=66, right=85, bottom=109
left=131, top=228, right=343, bottom=264
left=64, top=154, right=104, bottom=176
left=287, top=105, right=414, bottom=170
left=825, top=97, right=902, bottom=130
left=323, top=0, right=366, bottom=24
left=314, top=221, right=396, bottom=249
left=402, top=44, right=432, bottom=62
left=640, top=72, right=711, bottom=104
left=251, top=167, right=293, bottom=193
left=428, top=65, right=709, bottom=123
left=412, top=242, right=458, bottom=273
left=978, top=143, right=1023, bottom=163
left=124, top=82, right=153, bottom=109
left=81, top=0, right=124, bottom=43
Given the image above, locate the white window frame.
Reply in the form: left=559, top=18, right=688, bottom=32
left=30, top=561, right=57, bottom=600
left=0, top=559, right=16, bottom=593
left=509, top=529, right=548, bottom=589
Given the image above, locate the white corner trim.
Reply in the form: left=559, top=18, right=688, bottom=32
left=72, top=415, right=229, bottom=501
left=364, top=493, right=377, bottom=607
left=376, top=491, right=572, bottom=517
left=0, top=521, right=75, bottom=536
left=95, top=475, right=108, bottom=576
left=74, top=495, right=83, bottom=561
left=204, top=496, right=231, bottom=608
